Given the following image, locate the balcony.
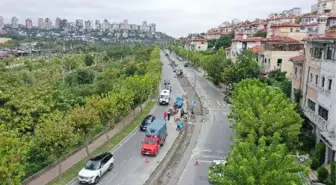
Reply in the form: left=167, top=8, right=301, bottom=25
left=317, top=86, right=332, bottom=97
left=307, top=82, right=318, bottom=90
left=304, top=106, right=330, bottom=132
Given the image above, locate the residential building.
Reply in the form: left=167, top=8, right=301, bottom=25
left=0, top=16, right=4, bottom=29
left=111, top=22, right=119, bottom=30
left=102, top=19, right=110, bottom=31
left=70, top=22, right=76, bottom=32
left=229, top=34, right=263, bottom=60
left=318, top=0, right=336, bottom=14
left=257, top=34, right=304, bottom=76
left=85, top=20, right=92, bottom=31
left=45, top=18, right=52, bottom=30
left=231, top=19, right=241, bottom=25
left=149, top=23, right=156, bottom=32
left=60, top=19, right=68, bottom=30
left=95, top=20, right=101, bottom=30
left=312, top=4, right=319, bottom=13
left=283, top=7, right=302, bottom=16
left=302, top=14, right=319, bottom=24
left=38, top=18, right=45, bottom=29
left=11, top=17, right=19, bottom=29
left=298, top=29, right=336, bottom=163
left=75, top=19, right=84, bottom=32
left=141, top=21, right=150, bottom=32
left=327, top=13, right=336, bottom=28
left=270, top=22, right=318, bottom=41
left=185, top=38, right=208, bottom=51
left=55, top=17, right=61, bottom=29
left=25, top=18, right=33, bottom=29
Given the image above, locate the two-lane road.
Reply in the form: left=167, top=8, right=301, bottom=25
left=168, top=51, right=234, bottom=185
left=67, top=50, right=184, bottom=185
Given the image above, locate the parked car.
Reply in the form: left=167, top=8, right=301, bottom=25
left=164, top=79, right=170, bottom=86
left=208, top=160, right=227, bottom=184
left=78, top=152, right=114, bottom=184
left=139, top=115, right=156, bottom=131
left=184, top=62, right=189, bottom=67
left=165, top=84, right=172, bottom=92
left=175, top=96, right=184, bottom=108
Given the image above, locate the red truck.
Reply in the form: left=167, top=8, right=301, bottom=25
left=141, top=119, right=168, bottom=156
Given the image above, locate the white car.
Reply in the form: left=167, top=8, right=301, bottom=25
left=78, top=152, right=114, bottom=184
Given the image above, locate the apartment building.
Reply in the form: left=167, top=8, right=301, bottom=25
left=257, top=33, right=304, bottom=76
left=318, top=0, right=336, bottom=14
left=293, top=29, right=336, bottom=163
left=11, top=17, right=19, bottom=29
left=184, top=38, right=208, bottom=51
left=38, top=18, right=45, bottom=29
left=25, top=18, right=33, bottom=29
left=229, top=35, right=262, bottom=60
left=0, top=16, right=4, bottom=29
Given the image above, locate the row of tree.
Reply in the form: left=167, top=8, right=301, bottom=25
left=0, top=46, right=162, bottom=184
left=169, top=45, right=261, bottom=85
left=210, top=79, right=309, bottom=185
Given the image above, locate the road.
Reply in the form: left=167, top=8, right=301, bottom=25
left=168, top=51, right=234, bottom=185
left=67, top=50, right=184, bottom=185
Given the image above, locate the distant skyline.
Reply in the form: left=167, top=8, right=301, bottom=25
left=0, top=0, right=316, bottom=37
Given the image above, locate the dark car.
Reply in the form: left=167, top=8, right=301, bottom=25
left=164, top=79, right=170, bottom=86
left=139, top=115, right=156, bottom=131
left=165, top=85, right=172, bottom=92
left=184, top=63, right=189, bottom=67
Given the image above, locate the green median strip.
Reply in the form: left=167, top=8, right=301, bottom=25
left=47, top=89, right=158, bottom=185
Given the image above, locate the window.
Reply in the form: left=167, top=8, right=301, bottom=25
left=318, top=106, right=329, bottom=121
left=264, top=58, right=267, bottom=63
left=310, top=73, right=313, bottom=82
left=328, top=79, right=332, bottom=90
left=294, top=67, right=297, bottom=76
left=315, top=74, right=319, bottom=85
left=321, top=77, right=325, bottom=87
left=326, top=46, right=334, bottom=60
left=308, top=99, right=316, bottom=111
left=277, top=59, right=282, bottom=67
left=290, top=28, right=293, bottom=32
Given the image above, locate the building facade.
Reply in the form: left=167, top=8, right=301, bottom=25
left=0, top=16, right=4, bottom=29
left=25, top=18, right=33, bottom=29
left=318, top=0, right=336, bottom=14
left=185, top=38, right=208, bottom=51
left=11, top=17, right=18, bottom=29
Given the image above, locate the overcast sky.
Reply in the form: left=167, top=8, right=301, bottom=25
left=0, top=0, right=316, bottom=37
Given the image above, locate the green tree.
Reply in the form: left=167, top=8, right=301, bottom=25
left=0, top=126, right=27, bottom=185
left=24, top=60, right=33, bottom=72
left=254, top=30, right=267, bottom=38
left=84, top=54, right=94, bottom=66
left=32, top=112, right=80, bottom=174
left=230, top=79, right=303, bottom=149
left=265, top=69, right=292, bottom=97
left=218, top=133, right=309, bottom=185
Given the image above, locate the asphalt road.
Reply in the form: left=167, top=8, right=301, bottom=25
left=168, top=51, right=234, bottom=185
left=67, top=50, right=184, bottom=185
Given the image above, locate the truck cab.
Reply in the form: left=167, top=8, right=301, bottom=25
left=141, top=120, right=168, bottom=156
left=159, top=90, right=170, bottom=105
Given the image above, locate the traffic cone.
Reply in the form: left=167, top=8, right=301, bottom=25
left=194, top=159, right=199, bottom=166
left=144, top=157, right=149, bottom=163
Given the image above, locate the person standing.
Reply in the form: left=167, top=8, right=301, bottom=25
left=180, top=109, right=184, bottom=118
left=167, top=109, right=171, bottom=121
left=164, top=111, right=167, bottom=120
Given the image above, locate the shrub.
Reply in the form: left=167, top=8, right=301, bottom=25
left=311, top=157, right=321, bottom=170
left=317, top=166, right=329, bottom=182
left=316, top=142, right=326, bottom=165
left=331, top=162, right=336, bottom=185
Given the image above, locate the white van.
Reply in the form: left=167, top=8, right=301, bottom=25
left=159, top=90, right=170, bottom=105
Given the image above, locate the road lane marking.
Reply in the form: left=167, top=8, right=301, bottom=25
left=126, top=156, right=135, bottom=165
left=103, top=172, right=119, bottom=185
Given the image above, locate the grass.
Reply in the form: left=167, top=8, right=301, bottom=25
left=47, top=88, right=158, bottom=185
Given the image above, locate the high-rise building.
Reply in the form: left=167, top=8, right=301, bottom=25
left=11, top=17, right=19, bottom=29
left=0, top=16, right=4, bottom=29
left=102, top=19, right=110, bottom=31
left=60, top=19, right=68, bottom=30
left=38, top=18, right=45, bottom=29
left=45, top=18, right=52, bottom=29
left=149, top=23, right=156, bottom=32
left=311, top=4, right=318, bottom=13
left=85, top=20, right=92, bottom=31
left=25, top=18, right=33, bottom=29
left=75, top=19, right=84, bottom=31
left=95, top=20, right=101, bottom=30
left=55, top=17, right=61, bottom=29
left=317, top=0, right=336, bottom=14
left=70, top=22, right=76, bottom=32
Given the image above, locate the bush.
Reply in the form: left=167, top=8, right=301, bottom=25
left=331, top=162, right=336, bottom=185
left=316, top=142, right=326, bottom=165
left=312, top=157, right=321, bottom=170
left=317, top=166, right=329, bottom=182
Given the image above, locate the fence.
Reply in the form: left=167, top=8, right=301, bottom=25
left=23, top=102, right=147, bottom=185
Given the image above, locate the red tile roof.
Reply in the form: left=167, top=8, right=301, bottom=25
left=250, top=45, right=262, bottom=53
left=303, top=30, right=336, bottom=41
left=302, top=14, right=318, bottom=18
left=289, top=55, right=305, bottom=63
left=189, top=38, right=207, bottom=42
left=271, top=22, right=318, bottom=28
left=261, top=36, right=301, bottom=43
left=232, top=37, right=263, bottom=42
left=328, top=13, right=336, bottom=18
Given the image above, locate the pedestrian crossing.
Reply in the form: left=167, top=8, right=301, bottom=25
left=206, top=100, right=231, bottom=108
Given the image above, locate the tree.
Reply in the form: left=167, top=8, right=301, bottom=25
left=0, top=126, right=27, bottom=185
left=254, top=30, right=267, bottom=38
left=66, top=106, right=100, bottom=155
left=218, top=133, right=309, bottom=185
left=222, top=50, right=261, bottom=84
left=32, top=112, right=80, bottom=174
left=265, top=69, right=292, bottom=98
left=230, top=79, right=303, bottom=149
left=84, top=54, right=94, bottom=66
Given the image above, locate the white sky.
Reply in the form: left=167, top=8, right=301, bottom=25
left=0, top=0, right=316, bottom=37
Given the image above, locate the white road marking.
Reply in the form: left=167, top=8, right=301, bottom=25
left=103, top=172, right=119, bottom=185
left=126, top=156, right=135, bottom=165
left=217, top=100, right=222, bottom=106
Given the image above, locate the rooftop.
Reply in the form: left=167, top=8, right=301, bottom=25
left=267, top=15, right=299, bottom=21
left=232, top=36, right=263, bottom=42
left=289, top=55, right=305, bottom=64
left=250, top=45, right=262, bottom=53
left=271, top=22, right=318, bottom=28
left=262, top=36, right=301, bottom=44
left=303, top=30, right=336, bottom=41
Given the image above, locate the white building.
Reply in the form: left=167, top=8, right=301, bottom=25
left=318, top=0, right=336, bottom=14
left=76, top=19, right=84, bottom=31
left=11, top=17, right=19, bottom=29
left=312, top=4, right=318, bottom=12
left=45, top=18, right=52, bottom=30
left=85, top=20, right=92, bottom=31
left=185, top=38, right=208, bottom=51
left=229, top=34, right=262, bottom=60
left=25, top=18, right=33, bottom=29
left=55, top=17, right=61, bottom=29
left=95, top=20, right=101, bottom=30
left=102, top=19, right=110, bottom=31
left=38, top=18, right=45, bottom=29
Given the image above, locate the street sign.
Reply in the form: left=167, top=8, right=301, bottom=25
left=192, top=100, right=196, bottom=106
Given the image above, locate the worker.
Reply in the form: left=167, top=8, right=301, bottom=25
left=180, top=109, right=185, bottom=118
left=164, top=111, right=167, bottom=120
left=167, top=109, right=171, bottom=121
